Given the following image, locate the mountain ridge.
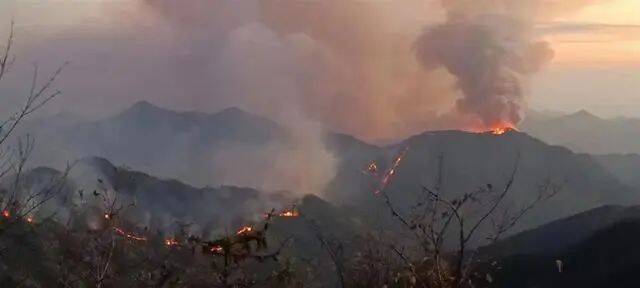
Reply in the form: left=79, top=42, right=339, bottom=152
left=19, top=102, right=640, bottom=238
left=521, top=108, right=640, bottom=155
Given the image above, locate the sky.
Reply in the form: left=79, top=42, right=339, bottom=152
left=0, top=0, right=638, bottom=140
left=530, top=0, right=640, bottom=117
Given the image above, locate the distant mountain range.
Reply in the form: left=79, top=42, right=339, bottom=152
left=23, top=101, right=286, bottom=188
left=521, top=109, right=640, bottom=194
left=18, top=102, right=640, bottom=239
left=522, top=109, right=640, bottom=155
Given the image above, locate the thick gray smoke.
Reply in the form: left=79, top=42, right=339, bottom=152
left=415, top=3, right=555, bottom=128
left=0, top=0, right=605, bottom=198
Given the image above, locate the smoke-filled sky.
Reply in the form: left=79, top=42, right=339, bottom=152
left=0, top=0, right=638, bottom=141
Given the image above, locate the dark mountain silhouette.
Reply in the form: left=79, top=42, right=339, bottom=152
left=327, top=129, right=639, bottom=240
left=20, top=102, right=640, bottom=238
left=477, top=208, right=640, bottom=288
left=479, top=205, right=640, bottom=258
left=13, top=156, right=293, bottom=233
left=15, top=124, right=638, bottom=268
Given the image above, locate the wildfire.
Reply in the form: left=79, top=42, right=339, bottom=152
left=165, top=238, right=179, bottom=247
left=26, top=216, right=34, bottom=224
left=263, top=206, right=301, bottom=219
left=2, top=210, right=9, bottom=218
left=236, top=226, right=253, bottom=235
left=482, top=122, right=517, bottom=135
left=370, top=147, right=409, bottom=195
left=363, top=161, right=378, bottom=176
left=113, top=226, right=147, bottom=242
left=278, top=206, right=300, bottom=218
left=466, top=122, right=517, bottom=136
left=210, top=245, right=223, bottom=254
left=279, top=210, right=299, bottom=217
left=490, top=126, right=515, bottom=135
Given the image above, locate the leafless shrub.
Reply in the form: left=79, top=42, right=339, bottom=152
left=377, top=153, right=561, bottom=288
left=0, top=21, right=68, bottom=230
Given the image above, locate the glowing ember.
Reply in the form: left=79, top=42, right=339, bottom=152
left=263, top=207, right=300, bottom=219
left=372, top=148, right=409, bottom=195
left=236, top=226, right=253, bottom=235
left=482, top=123, right=517, bottom=135
left=278, top=210, right=299, bottom=217
left=491, top=127, right=511, bottom=135
left=363, top=161, right=378, bottom=175
left=104, top=213, right=111, bottom=220
left=466, top=122, right=518, bottom=135
left=26, top=217, right=34, bottom=223
left=113, top=226, right=147, bottom=242
left=165, top=238, right=179, bottom=246
left=210, top=245, right=223, bottom=254
left=2, top=210, right=9, bottom=218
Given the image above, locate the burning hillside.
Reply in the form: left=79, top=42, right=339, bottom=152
left=490, top=127, right=512, bottom=135
left=462, top=121, right=519, bottom=136
left=488, top=125, right=518, bottom=135
left=366, top=148, right=410, bottom=195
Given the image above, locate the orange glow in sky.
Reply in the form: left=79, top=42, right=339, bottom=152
left=546, top=0, right=640, bottom=67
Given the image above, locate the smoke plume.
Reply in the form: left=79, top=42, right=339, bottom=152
left=0, top=0, right=604, bottom=197
left=415, top=1, right=555, bottom=128
left=413, top=0, right=608, bottom=129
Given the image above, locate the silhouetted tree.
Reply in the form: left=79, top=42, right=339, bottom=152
left=377, top=153, right=560, bottom=288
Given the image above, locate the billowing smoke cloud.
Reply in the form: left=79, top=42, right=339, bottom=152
left=414, top=0, right=605, bottom=128
left=0, top=0, right=604, bottom=197
left=133, top=0, right=456, bottom=141
left=132, top=1, right=343, bottom=196
left=415, top=1, right=555, bottom=128
left=0, top=0, right=609, bottom=136
left=255, top=0, right=457, bottom=140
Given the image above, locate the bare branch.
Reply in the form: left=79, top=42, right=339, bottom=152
left=488, top=178, right=562, bottom=242
left=463, top=153, right=520, bottom=244
left=0, top=21, right=15, bottom=82
left=0, top=61, right=67, bottom=147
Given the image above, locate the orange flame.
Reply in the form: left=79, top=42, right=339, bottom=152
left=480, top=122, right=517, bottom=135
left=278, top=210, right=299, bottom=217
left=466, top=121, right=517, bottom=135
left=491, top=127, right=508, bottom=135
left=113, top=226, right=147, bottom=242
left=26, top=217, right=34, bottom=224
left=363, top=161, right=378, bottom=175
left=165, top=238, right=179, bottom=247
left=489, top=125, right=516, bottom=135
left=263, top=207, right=300, bottom=219
left=236, top=226, right=253, bottom=235
left=372, top=147, right=409, bottom=195
left=2, top=210, right=9, bottom=218
left=210, top=245, right=223, bottom=254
